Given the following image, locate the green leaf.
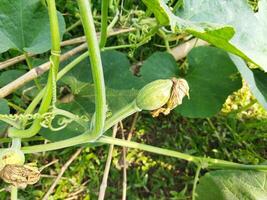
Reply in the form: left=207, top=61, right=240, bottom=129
left=140, top=47, right=242, bottom=118
left=0, top=70, right=26, bottom=88
left=41, top=50, right=142, bottom=141
left=0, top=99, right=10, bottom=135
left=61, top=50, right=142, bottom=115
left=176, top=0, right=267, bottom=72
left=39, top=120, right=87, bottom=142
left=196, top=170, right=267, bottom=200
left=177, top=47, right=242, bottom=118
left=140, top=52, right=179, bottom=82
left=230, top=55, right=267, bottom=110
left=142, top=0, right=267, bottom=72
left=0, top=0, right=65, bottom=54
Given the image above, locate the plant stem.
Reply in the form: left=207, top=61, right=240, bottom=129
left=7, top=102, right=25, bottom=113
left=8, top=0, right=61, bottom=138
left=0, top=136, right=45, bottom=144
left=20, top=28, right=135, bottom=116
left=78, top=0, right=106, bottom=140
left=102, top=44, right=136, bottom=51
left=10, top=186, right=18, bottom=200
left=21, top=133, right=267, bottom=171
left=192, top=164, right=201, bottom=200
left=99, top=0, right=109, bottom=48
left=24, top=52, right=41, bottom=90
left=65, top=20, right=82, bottom=33
left=0, top=115, right=20, bottom=128
left=24, top=52, right=88, bottom=116
left=22, top=101, right=140, bottom=153
left=98, top=136, right=267, bottom=170
left=158, top=29, right=170, bottom=52
left=20, top=97, right=267, bottom=171
left=57, top=52, right=88, bottom=79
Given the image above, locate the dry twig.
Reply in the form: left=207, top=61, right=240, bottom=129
left=119, top=121, right=127, bottom=200
left=0, top=43, right=87, bottom=98
left=0, top=28, right=134, bottom=70
left=42, top=148, right=83, bottom=200
left=98, top=124, right=118, bottom=200
left=0, top=36, right=208, bottom=98
left=0, top=28, right=135, bottom=98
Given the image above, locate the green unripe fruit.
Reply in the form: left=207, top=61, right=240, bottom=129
left=0, top=149, right=25, bottom=171
left=136, top=79, right=173, bottom=110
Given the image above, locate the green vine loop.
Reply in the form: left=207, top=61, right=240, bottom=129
left=77, top=0, right=107, bottom=141
left=40, top=108, right=89, bottom=131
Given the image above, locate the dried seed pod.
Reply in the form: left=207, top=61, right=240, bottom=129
left=136, top=79, right=173, bottom=111
left=151, top=78, right=189, bottom=117
left=0, top=164, right=40, bottom=189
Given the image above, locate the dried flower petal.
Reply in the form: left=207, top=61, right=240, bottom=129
left=0, top=164, right=40, bottom=189
left=151, top=78, right=189, bottom=117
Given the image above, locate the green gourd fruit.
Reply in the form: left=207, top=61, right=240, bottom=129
left=136, top=79, right=173, bottom=111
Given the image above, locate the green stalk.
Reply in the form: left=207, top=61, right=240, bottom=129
left=57, top=52, right=88, bottom=80
left=22, top=101, right=140, bottom=153
left=8, top=0, right=60, bottom=138
left=77, top=0, right=106, bottom=140
left=22, top=133, right=267, bottom=171
left=10, top=186, right=17, bottom=200
left=20, top=99, right=267, bottom=171
left=0, top=115, right=20, bottom=128
left=98, top=136, right=267, bottom=171
left=7, top=102, right=25, bottom=113
left=192, top=165, right=201, bottom=200
left=24, top=52, right=41, bottom=90
left=0, top=136, right=44, bottom=144
left=65, top=20, right=82, bottom=33
left=24, top=52, right=89, bottom=116
left=99, top=0, right=109, bottom=48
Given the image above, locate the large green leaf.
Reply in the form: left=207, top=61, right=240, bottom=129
left=142, top=0, right=267, bottom=71
left=196, top=170, right=267, bottom=200
left=177, top=47, right=242, bottom=117
left=59, top=50, right=142, bottom=115
left=41, top=47, right=243, bottom=141
left=140, top=47, right=242, bottom=118
left=0, top=70, right=26, bottom=88
left=176, top=0, right=267, bottom=72
left=0, top=0, right=65, bottom=54
left=41, top=50, right=142, bottom=141
left=0, top=99, right=10, bottom=135
left=140, top=52, right=179, bottom=82
left=230, top=55, right=267, bottom=110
